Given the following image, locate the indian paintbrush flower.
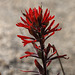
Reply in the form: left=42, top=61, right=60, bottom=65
left=16, top=6, right=68, bottom=75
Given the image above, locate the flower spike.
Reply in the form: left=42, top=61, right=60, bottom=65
left=16, top=6, right=68, bottom=75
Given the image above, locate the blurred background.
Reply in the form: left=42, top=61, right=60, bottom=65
left=0, top=0, right=75, bottom=75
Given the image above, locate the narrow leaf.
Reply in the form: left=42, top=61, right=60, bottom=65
left=25, top=51, right=35, bottom=54
left=34, top=59, right=44, bottom=74
left=20, top=54, right=31, bottom=59
left=20, top=70, right=38, bottom=73
left=46, top=60, right=52, bottom=67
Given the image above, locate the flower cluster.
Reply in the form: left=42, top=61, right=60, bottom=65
left=16, top=6, right=68, bottom=75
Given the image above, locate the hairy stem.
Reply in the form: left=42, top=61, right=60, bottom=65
left=40, top=40, right=47, bottom=75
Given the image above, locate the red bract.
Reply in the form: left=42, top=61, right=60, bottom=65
left=16, top=6, right=61, bottom=41
left=16, top=6, right=68, bottom=75
left=17, top=35, right=36, bottom=46
left=20, top=51, right=39, bottom=59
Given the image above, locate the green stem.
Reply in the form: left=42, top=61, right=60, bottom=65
left=56, top=50, right=65, bottom=75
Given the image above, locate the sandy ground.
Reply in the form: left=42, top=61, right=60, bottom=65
left=0, top=0, right=75, bottom=75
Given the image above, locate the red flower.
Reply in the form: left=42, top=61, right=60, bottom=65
left=16, top=6, right=61, bottom=41
left=16, top=6, right=68, bottom=74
